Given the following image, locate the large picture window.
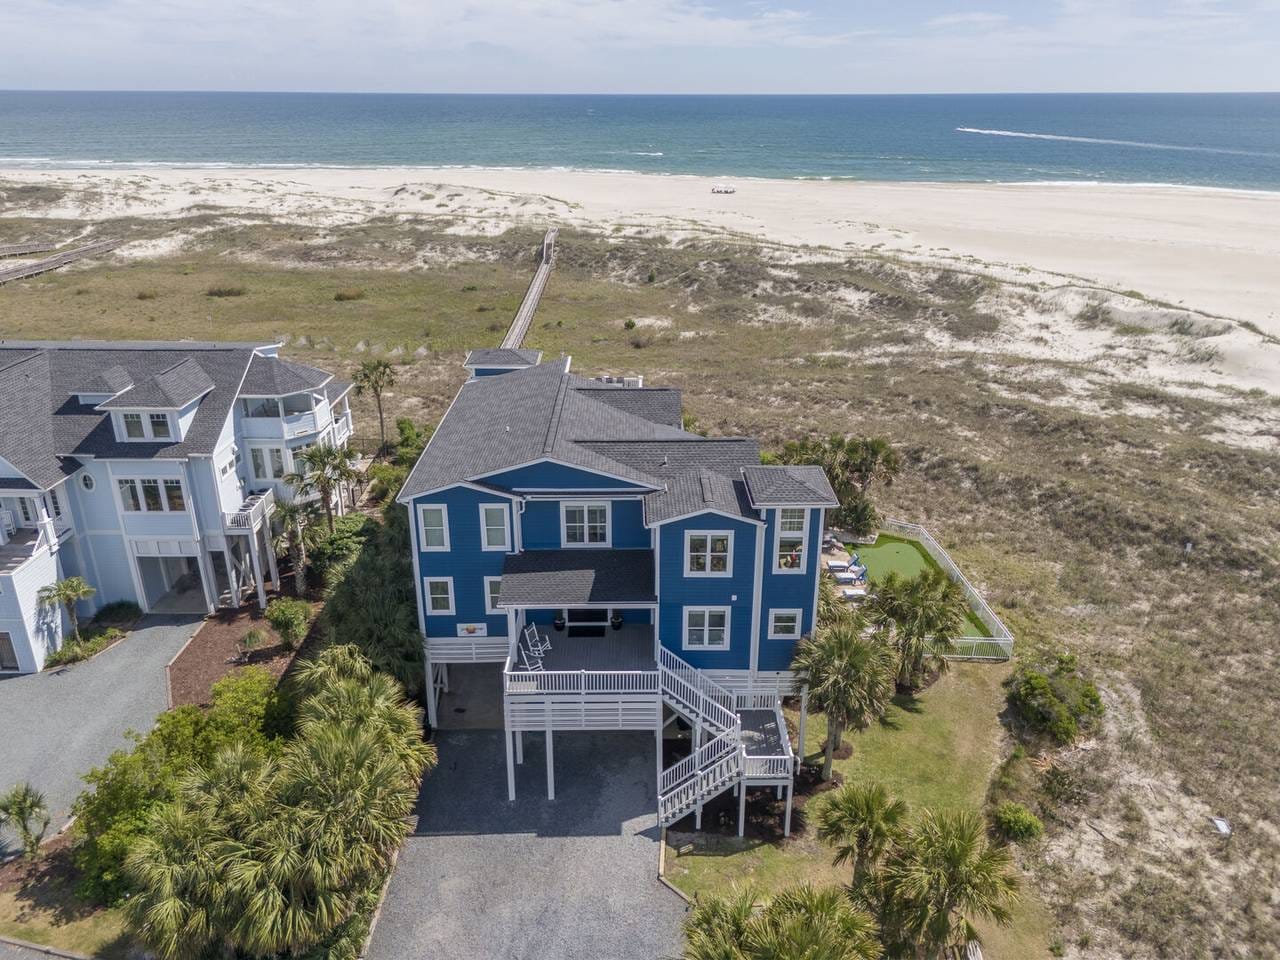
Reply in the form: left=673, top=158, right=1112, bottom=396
left=685, top=531, right=732, bottom=577
left=563, top=502, right=609, bottom=547
left=775, top=508, right=808, bottom=573
left=117, top=478, right=185, bottom=513
left=418, top=505, right=449, bottom=551
left=480, top=504, right=510, bottom=551
left=683, top=607, right=730, bottom=650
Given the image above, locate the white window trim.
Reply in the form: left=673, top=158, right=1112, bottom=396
left=683, top=529, right=734, bottom=578
left=424, top=577, right=455, bottom=616
left=483, top=576, right=503, bottom=614
left=115, top=477, right=186, bottom=513
left=768, top=608, right=803, bottom=640
left=682, top=606, right=731, bottom=652
left=148, top=412, right=173, bottom=439
left=116, top=410, right=176, bottom=442
left=560, top=500, right=611, bottom=548
left=773, top=508, right=809, bottom=574
left=417, top=504, right=451, bottom=552
left=478, top=503, right=511, bottom=552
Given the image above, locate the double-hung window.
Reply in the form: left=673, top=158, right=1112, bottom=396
left=122, top=413, right=145, bottom=439
left=563, top=502, right=609, bottom=547
left=683, top=607, right=730, bottom=651
left=479, top=504, right=510, bottom=551
left=424, top=577, right=454, bottom=615
left=118, top=480, right=142, bottom=512
left=149, top=413, right=172, bottom=439
left=484, top=577, right=503, bottom=614
left=768, top=609, right=802, bottom=640
left=418, top=505, right=449, bottom=551
left=686, top=531, right=732, bottom=576
left=775, top=508, right=808, bottom=573
left=163, top=479, right=186, bottom=511
left=250, top=447, right=286, bottom=481
left=140, top=479, right=164, bottom=512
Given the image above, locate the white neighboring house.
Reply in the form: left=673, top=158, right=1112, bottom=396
left=0, top=339, right=354, bottom=674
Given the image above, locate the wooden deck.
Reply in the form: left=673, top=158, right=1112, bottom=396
left=500, top=228, right=557, bottom=349
left=738, top=708, right=787, bottom=757
left=524, top=624, right=654, bottom=673
left=0, top=241, right=58, bottom=259
left=0, top=529, right=41, bottom=575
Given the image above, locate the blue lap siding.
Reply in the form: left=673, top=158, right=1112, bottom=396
left=758, top=507, right=824, bottom=672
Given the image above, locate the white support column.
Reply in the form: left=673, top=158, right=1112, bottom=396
left=738, top=782, right=747, bottom=838
left=797, top=686, right=809, bottom=765
left=247, top=533, right=267, bottom=610
left=776, top=785, right=783, bottom=799
left=784, top=783, right=793, bottom=837
left=506, top=725, right=516, bottom=802
left=262, top=526, right=279, bottom=591
left=441, top=663, right=451, bottom=694
left=655, top=724, right=663, bottom=786
left=545, top=723, right=555, bottom=801
left=196, top=550, right=218, bottom=614
left=516, top=730, right=524, bottom=764
left=423, top=652, right=438, bottom=728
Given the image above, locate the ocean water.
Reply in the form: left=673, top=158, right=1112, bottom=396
left=0, top=91, right=1278, bottom=190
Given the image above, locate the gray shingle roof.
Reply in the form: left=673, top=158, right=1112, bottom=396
left=499, top=549, right=657, bottom=605
left=465, top=348, right=543, bottom=368
left=324, top=379, right=354, bottom=404
left=398, top=356, right=836, bottom=527
left=240, top=355, right=333, bottom=396
left=742, top=465, right=839, bottom=507
left=572, top=386, right=683, bottom=428
left=98, top=357, right=215, bottom=409
left=0, top=342, right=337, bottom=485
left=77, top=365, right=134, bottom=397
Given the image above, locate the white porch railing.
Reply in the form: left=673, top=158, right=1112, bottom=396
left=504, top=667, right=660, bottom=696
left=880, top=518, right=1014, bottom=661
left=428, top=636, right=511, bottom=663
left=224, top=487, right=276, bottom=531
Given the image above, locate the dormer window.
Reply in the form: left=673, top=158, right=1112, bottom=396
left=149, top=413, right=172, bottom=439
left=123, top=413, right=145, bottom=439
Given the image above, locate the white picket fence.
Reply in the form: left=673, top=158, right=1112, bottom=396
left=880, top=518, right=1014, bottom=661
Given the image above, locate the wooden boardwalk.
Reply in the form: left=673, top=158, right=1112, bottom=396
left=0, top=241, right=58, bottom=259
left=0, top=239, right=123, bottom=285
left=500, top=227, right=558, bottom=349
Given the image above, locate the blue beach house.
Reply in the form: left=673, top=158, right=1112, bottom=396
left=399, top=352, right=838, bottom=834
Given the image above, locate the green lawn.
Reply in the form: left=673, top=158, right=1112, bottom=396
left=853, top=534, right=992, bottom=638
left=665, top=663, right=1054, bottom=958
left=0, top=882, right=132, bottom=959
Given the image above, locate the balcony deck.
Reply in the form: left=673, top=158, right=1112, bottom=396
left=0, top=528, right=41, bottom=575
left=504, top=625, right=658, bottom=697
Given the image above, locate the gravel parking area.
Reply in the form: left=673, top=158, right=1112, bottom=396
left=366, top=729, right=686, bottom=960
left=0, top=614, right=202, bottom=856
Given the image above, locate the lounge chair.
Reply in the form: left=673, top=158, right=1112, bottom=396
left=523, top=624, right=551, bottom=656
left=518, top=646, right=544, bottom=672
left=826, top=558, right=850, bottom=573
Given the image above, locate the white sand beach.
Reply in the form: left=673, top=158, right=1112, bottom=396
left=4, top=165, right=1277, bottom=330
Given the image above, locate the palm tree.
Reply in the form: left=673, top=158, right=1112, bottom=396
left=867, top=569, right=966, bottom=689
left=37, top=575, right=95, bottom=646
left=353, top=359, right=397, bottom=458
left=816, top=783, right=908, bottom=889
left=791, top=620, right=897, bottom=780
left=0, top=782, right=50, bottom=860
left=286, top=443, right=353, bottom=534
left=844, top=437, right=901, bottom=496
left=683, top=884, right=881, bottom=960
left=816, top=570, right=852, bottom=629
left=272, top=498, right=316, bottom=597
left=882, top=810, right=1019, bottom=959
left=777, top=435, right=899, bottom=502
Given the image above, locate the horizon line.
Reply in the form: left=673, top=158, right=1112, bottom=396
left=2, top=88, right=1278, bottom=98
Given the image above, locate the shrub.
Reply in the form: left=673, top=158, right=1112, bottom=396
left=73, top=668, right=280, bottom=904
left=241, top=627, right=267, bottom=659
left=334, top=287, right=364, bottom=301
left=306, top=513, right=375, bottom=588
left=646, top=269, right=656, bottom=283
left=136, top=289, right=158, bottom=300
left=461, top=284, right=477, bottom=292
left=833, top=493, right=878, bottom=538
left=1006, top=653, right=1104, bottom=744
left=367, top=462, right=408, bottom=503
left=265, top=597, right=312, bottom=651
left=44, top=626, right=123, bottom=667
left=992, top=801, right=1044, bottom=842
left=623, top=318, right=637, bottom=331
left=629, top=334, right=651, bottom=349
left=206, top=285, right=245, bottom=297
left=95, top=600, right=142, bottom=626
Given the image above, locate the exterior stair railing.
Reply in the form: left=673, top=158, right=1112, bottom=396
left=657, top=648, right=745, bottom=826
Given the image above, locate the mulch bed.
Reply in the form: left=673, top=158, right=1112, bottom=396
left=168, top=606, right=298, bottom=707
left=0, top=831, right=75, bottom=895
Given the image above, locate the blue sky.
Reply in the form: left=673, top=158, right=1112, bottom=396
left=1, top=0, right=1277, bottom=93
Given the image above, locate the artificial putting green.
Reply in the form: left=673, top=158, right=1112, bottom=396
left=850, top=534, right=992, bottom=638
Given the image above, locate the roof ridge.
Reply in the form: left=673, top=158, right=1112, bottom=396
left=542, top=372, right=572, bottom=455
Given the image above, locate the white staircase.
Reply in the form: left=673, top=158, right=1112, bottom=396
left=657, top=648, right=745, bottom=826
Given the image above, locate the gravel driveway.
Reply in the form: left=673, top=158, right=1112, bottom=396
left=0, top=614, right=202, bottom=856
left=366, top=729, right=687, bottom=960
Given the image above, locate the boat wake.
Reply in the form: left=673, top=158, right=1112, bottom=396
left=955, top=127, right=1279, bottom=158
